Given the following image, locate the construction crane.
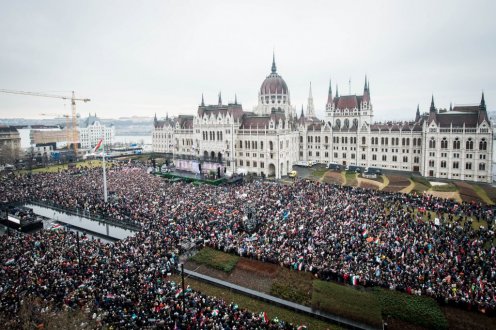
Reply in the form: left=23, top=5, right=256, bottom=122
left=0, top=89, right=90, bottom=157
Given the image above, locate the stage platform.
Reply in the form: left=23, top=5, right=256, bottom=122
left=155, top=169, right=242, bottom=186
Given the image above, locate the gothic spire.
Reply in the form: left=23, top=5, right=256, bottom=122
left=201, top=93, right=205, bottom=107
left=300, top=104, right=304, bottom=118
left=327, top=78, right=333, bottom=103
left=307, top=82, right=315, bottom=117
left=480, top=91, right=486, bottom=110
left=430, top=95, right=436, bottom=113
left=234, top=93, right=238, bottom=105
left=271, top=51, right=277, bottom=74
left=364, top=75, right=368, bottom=91
left=335, top=84, right=339, bottom=98
left=449, top=102, right=453, bottom=111
left=415, top=104, right=420, bottom=121
left=218, top=92, right=222, bottom=106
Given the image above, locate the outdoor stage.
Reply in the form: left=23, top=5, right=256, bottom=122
left=155, top=169, right=243, bottom=185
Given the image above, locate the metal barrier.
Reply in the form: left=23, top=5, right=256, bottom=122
left=27, top=200, right=141, bottom=231
left=181, top=267, right=377, bottom=330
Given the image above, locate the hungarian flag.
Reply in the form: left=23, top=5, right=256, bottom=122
left=51, top=224, right=62, bottom=230
left=263, top=311, right=269, bottom=323
left=93, top=138, right=104, bottom=153
left=174, top=288, right=183, bottom=298
left=362, top=229, right=368, bottom=238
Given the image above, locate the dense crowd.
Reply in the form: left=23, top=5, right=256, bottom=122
left=1, top=163, right=496, bottom=326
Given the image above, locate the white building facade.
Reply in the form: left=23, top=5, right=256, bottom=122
left=79, top=114, right=115, bottom=149
left=153, top=57, right=492, bottom=183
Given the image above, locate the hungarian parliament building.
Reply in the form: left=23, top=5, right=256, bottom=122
left=152, top=56, right=492, bottom=183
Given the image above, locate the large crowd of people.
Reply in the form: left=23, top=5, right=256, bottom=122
left=1, top=163, right=496, bottom=327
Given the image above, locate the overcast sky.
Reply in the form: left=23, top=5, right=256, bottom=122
left=0, top=0, right=494, bottom=121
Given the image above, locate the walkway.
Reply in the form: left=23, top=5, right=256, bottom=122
left=181, top=267, right=378, bottom=330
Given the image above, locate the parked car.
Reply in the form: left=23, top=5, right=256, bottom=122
left=346, top=165, right=364, bottom=173
left=295, top=161, right=310, bottom=167
left=288, top=170, right=298, bottom=178
left=365, top=167, right=383, bottom=175
left=327, top=162, right=341, bottom=170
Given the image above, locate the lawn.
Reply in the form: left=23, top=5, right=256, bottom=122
left=373, top=288, right=448, bottom=329
left=270, top=268, right=314, bottom=305
left=430, top=183, right=458, bottom=192
left=312, top=280, right=448, bottom=329
left=190, top=247, right=240, bottom=273
left=170, top=275, right=340, bottom=330
left=311, top=168, right=328, bottom=179
left=344, top=171, right=358, bottom=186
left=312, top=280, right=383, bottom=327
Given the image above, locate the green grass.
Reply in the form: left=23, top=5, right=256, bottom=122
left=430, top=183, right=458, bottom=192
left=410, top=175, right=432, bottom=188
left=472, top=184, right=494, bottom=205
left=372, top=288, right=448, bottom=329
left=311, top=168, right=328, bottom=178
left=190, top=247, right=240, bottom=273
left=171, top=275, right=340, bottom=330
left=311, top=280, right=448, bottom=329
left=312, top=280, right=383, bottom=327
left=411, top=182, right=430, bottom=193
left=344, top=171, right=358, bottom=186
left=270, top=269, right=314, bottom=305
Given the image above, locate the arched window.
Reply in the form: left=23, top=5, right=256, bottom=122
left=466, top=138, right=473, bottom=150
left=344, top=119, right=350, bottom=128
left=417, top=138, right=421, bottom=146
left=269, top=141, right=274, bottom=151
left=362, top=136, right=366, bottom=145
left=325, top=136, right=329, bottom=144
left=453, top=138, right=460, bottom=149
left=429, top=138, right=436, bottom=149
left=353, top=118, right=358, bottom=127
left=479, top=138, right=487, bottom=150
left=335, top=119, right=341, bottom=128
left=441, top=137, right=448, bottom=149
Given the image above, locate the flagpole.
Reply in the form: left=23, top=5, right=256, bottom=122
left=102, top=138, right=108, bottom=203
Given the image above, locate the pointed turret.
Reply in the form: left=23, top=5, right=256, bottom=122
left=449, top=102, right=452, bottom=111
left=306, top=82, right=315, bottom=117
left=363, top=75, right=371, bottom=102
left=480, top=92, right=486, bottom=110
left=154, top=112, right=157, bottom=123
left=300, top=105, right=305, bottom=118
left=218, top=92, right=222, bottom=106
left=415, top=105, right=420, bottom=122
left=335, top=84, right=339, bottom=98
left=201, top=93, right=205, bottom=107
left=271, top=51, right=277, bottom=73
left=234, top=93, right=238, bottom=105
left=326, top=79, right=333, bottom=105
left=166, top=112, right=169, bottom=120
left=430, top=95, right=436, bottom=113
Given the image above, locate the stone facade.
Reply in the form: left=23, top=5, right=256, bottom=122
left=153, top=58, right=492, bottom=182
left=79, top=114, right=114, bottom=149
left=0, top=126, right=21, bottom=164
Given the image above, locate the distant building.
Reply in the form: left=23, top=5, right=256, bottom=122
left=0, top=126, right=21, bottom=164
left=152, top=56, right=492, bottom=182
left=79, top=114, right=115, bottom=149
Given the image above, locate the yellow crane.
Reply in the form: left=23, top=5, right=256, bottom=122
left=0, top=89, right=90, bottom=157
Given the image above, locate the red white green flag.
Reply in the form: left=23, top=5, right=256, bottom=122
left=93, top=138, right=104, bottom=153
